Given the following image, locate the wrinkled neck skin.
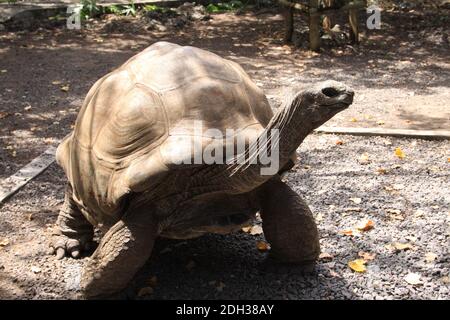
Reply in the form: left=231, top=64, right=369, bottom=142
left=265, top=93, right=323, bottom=163
left=222, top=92, right=336, bottom=193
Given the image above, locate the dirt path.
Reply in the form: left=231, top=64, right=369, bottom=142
left=0, top=6, right=449, bottom=299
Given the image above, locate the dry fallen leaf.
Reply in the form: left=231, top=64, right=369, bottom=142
left=376, top=168, right=388, bottom=175
left=356, top=219, right=375, bottom=231
left=241, top=226, right=252, bottom=233
left=348, top=259, right=366, bottom=272
left=256, top=241, right=270, bottom=252
left=349, top=197, right=362, bottom=204
left=0, top=238, right=10, bottom=247
left=358, top=153, right=370, bottom=165
left=137, top=287, right=154, bottom=296
left=0, top=111, right=10, bottom=119
left=341, top=229, right=354, bottom=236
left=358, top=251, right=376, bottom=261
left=425, top=252, right=437, bottom=263
left=414, top=209, right=425, bottom=218
left=335, top=139, right=344, bottom=145
left=60, top=85, right=70, bottom=92
left=404, top=273, right=422, bottom=285
left=52, top=80, right=62, bottom=85
left=395, top=147, right=406, bottom=159
left=319, top=252, right=334, bottom=261
left=388, top=242, right=414, bottom=251
left=31, top=266, right=41, bottom=274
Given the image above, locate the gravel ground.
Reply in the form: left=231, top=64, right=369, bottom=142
left=0, top=134, right=448, bottom=300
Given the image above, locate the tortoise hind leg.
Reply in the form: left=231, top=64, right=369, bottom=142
left=256, top=178, right=320, bottom=267
left=80, top=203, right=158, bottom=298
left=51, top=184, right=94, bottom=259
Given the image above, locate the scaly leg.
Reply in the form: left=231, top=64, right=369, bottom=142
left=80, top=203, right=158, bottom=298
left=256, top=178, right=320, bottom=266
left=51, top=184, right=94, bottom=259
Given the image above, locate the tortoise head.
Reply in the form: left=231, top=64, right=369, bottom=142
left=289, top=80, right=354, bottom=129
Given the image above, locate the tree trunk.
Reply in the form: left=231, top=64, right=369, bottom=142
left=309, top=0, right=320, bottom=51
left=284, top=6, right=294, bottom=43
left=349, top=8, right=359, bottom=44
left=322, top=0, right=333, bottom=32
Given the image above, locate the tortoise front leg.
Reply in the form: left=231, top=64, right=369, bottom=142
left=80, top=204, right=158, bottom=298
left=51, top=184, right=94, bottom=259
left=256, top=178, right=320, bottom=267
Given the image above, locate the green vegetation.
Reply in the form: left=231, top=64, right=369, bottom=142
left=206, top=1, right=245, bottom=13
left=120, top=1, right=137, bottom=17
left=80, top=0, right=101, bottom=20
left=104, top=5, right=122, bottom=15
left=80, top=0, right=137, bottom=19
left=143, top=4, right=167, bottom=13
left=77, top=0, right=249, bottom=20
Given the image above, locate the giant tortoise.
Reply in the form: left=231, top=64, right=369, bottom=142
left=52, top=41, right=354, bottom=297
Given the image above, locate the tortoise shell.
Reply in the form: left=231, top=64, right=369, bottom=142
left=56, top=42, right=274, bottom=226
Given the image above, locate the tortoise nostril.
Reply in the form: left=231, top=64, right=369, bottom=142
left=322, top=87, right=340, bottom=98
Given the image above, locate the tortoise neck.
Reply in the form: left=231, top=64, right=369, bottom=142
left=216, top=93, right=318, bottom=193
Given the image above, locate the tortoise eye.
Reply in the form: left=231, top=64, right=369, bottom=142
left=322, top=87, right=340, bottom=98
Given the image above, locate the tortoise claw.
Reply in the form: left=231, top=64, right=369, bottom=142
left=50, top=233, right=94, bottom=260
